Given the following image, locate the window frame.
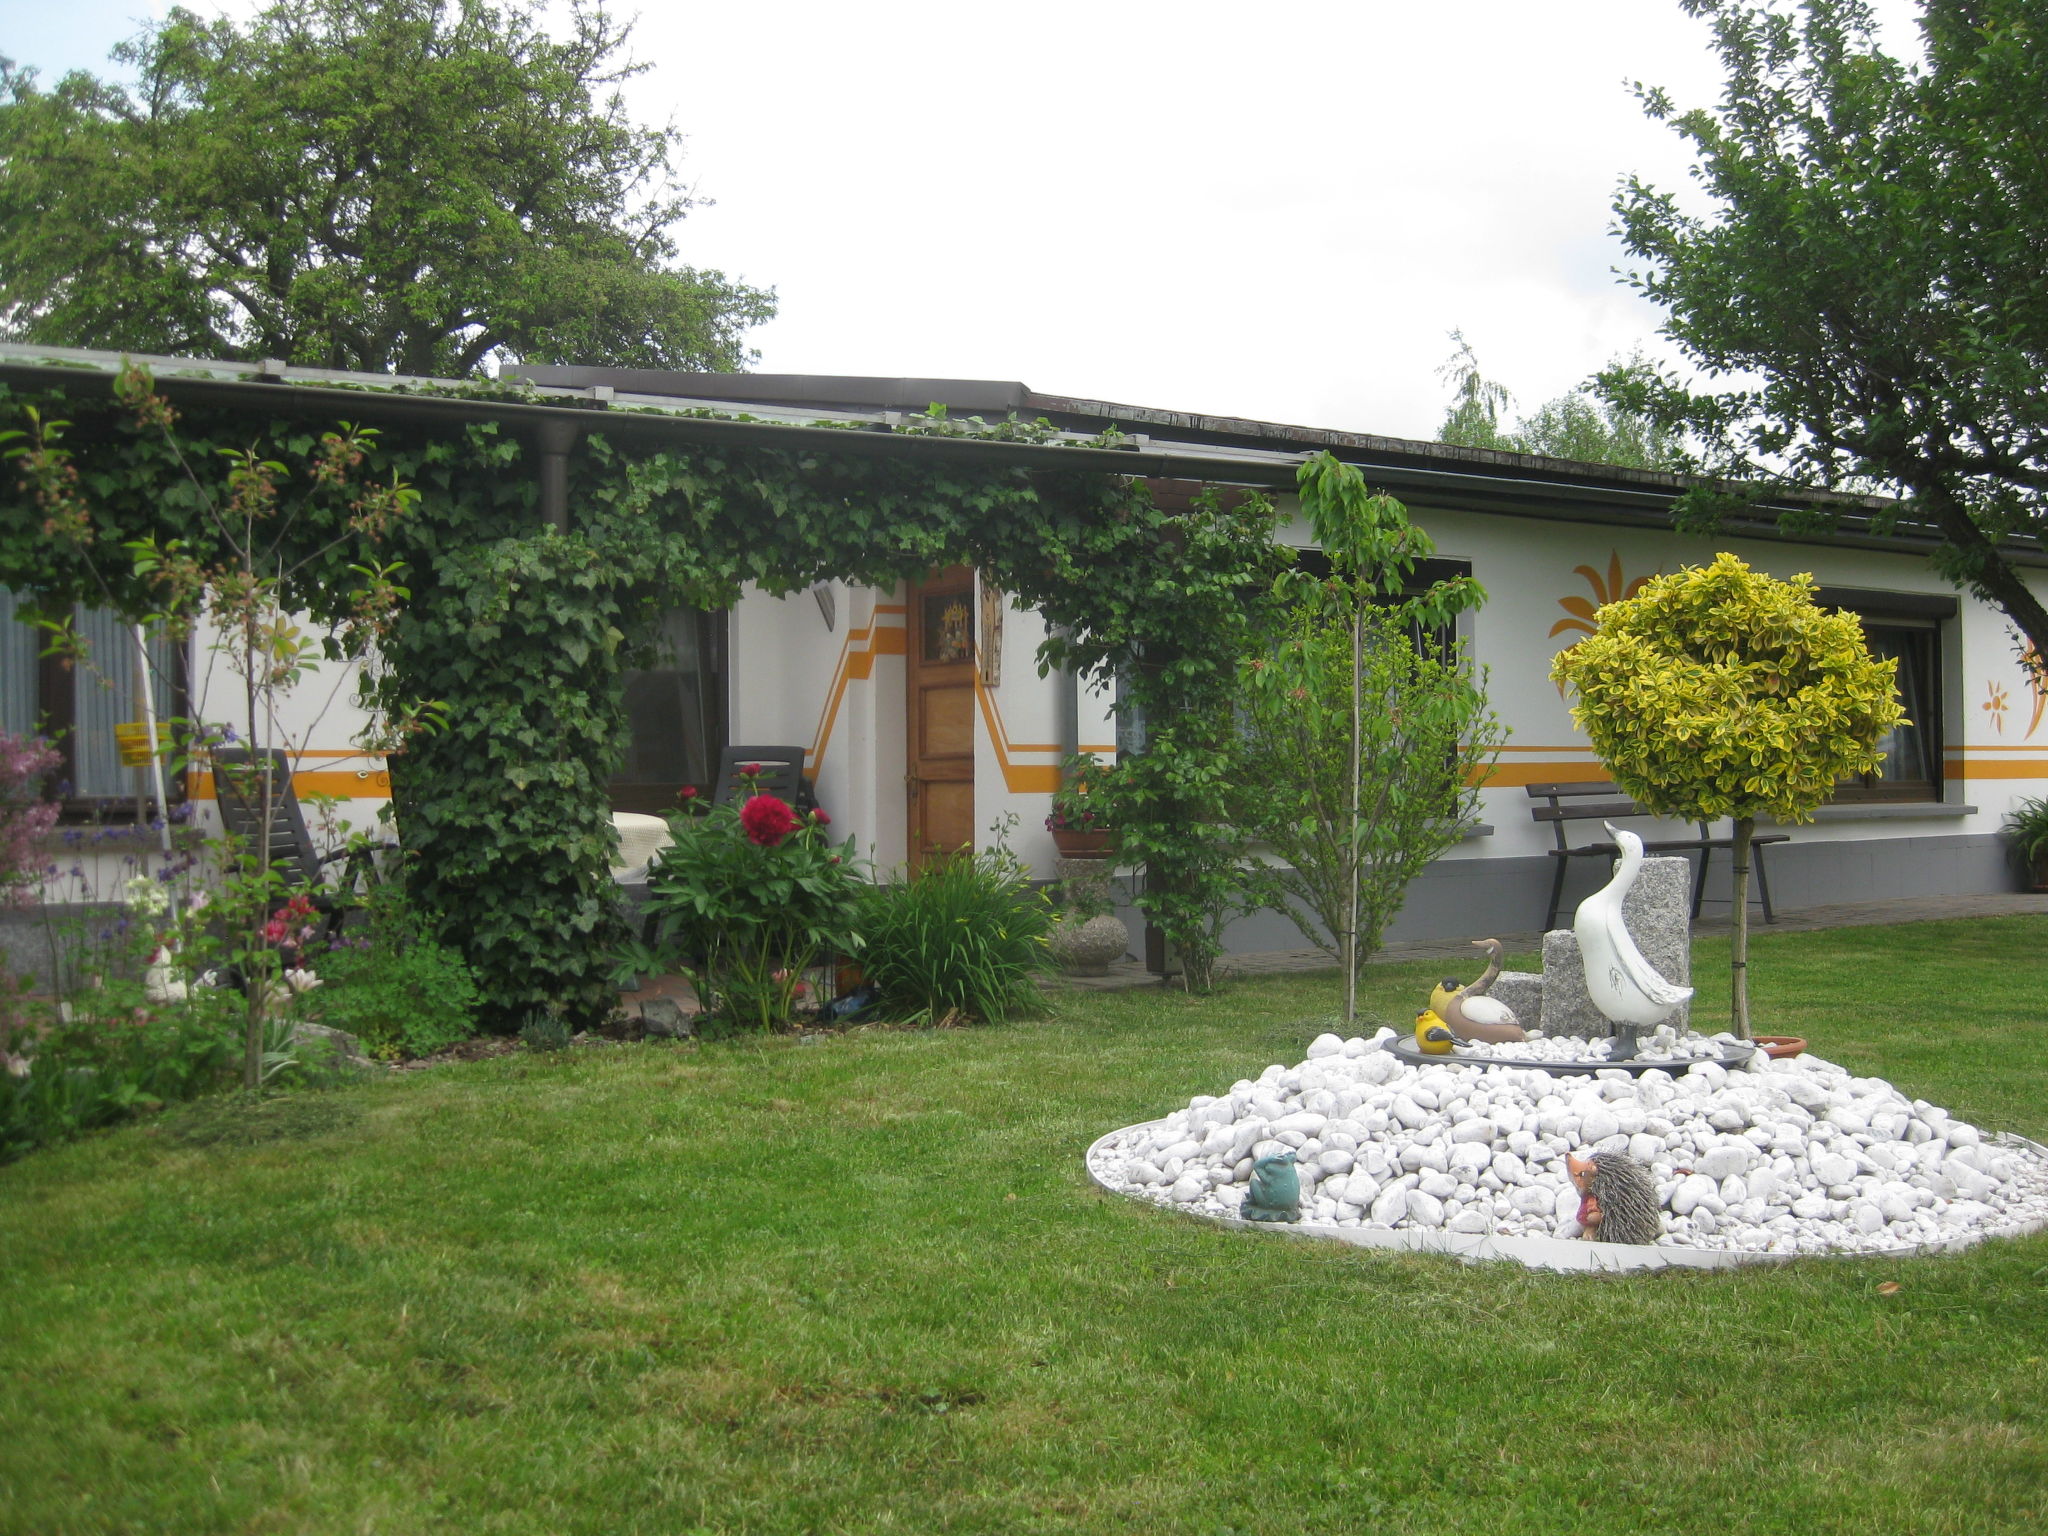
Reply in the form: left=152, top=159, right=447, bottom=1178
left=1814, top=586, right=1954, bottom=806
left=5, top=592, right=191, bottom=825
left=605, top=603, right=730, bottom=815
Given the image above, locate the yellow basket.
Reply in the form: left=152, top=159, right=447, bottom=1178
left=113, top=722, right=172, bottom=768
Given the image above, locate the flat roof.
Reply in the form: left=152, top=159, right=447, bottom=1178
left=5, top=344, right=2030, bottom=564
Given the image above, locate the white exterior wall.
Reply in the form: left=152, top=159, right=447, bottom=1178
left=27, top=507, right=2043, bottom=916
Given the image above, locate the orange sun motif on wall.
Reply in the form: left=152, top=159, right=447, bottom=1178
left=1550, top=551, right=1654, bottom=640
left=2025, top=643, right=2047, bottom=739
left=1549, top=554, right=1655, bottom=697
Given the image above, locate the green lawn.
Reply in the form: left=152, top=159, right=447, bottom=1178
left=4, top=917, right=2048, bottom=1535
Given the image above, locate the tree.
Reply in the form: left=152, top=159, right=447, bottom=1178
left=1606, top=0, right=2048, bottom=679
left=0, top=0, right=773, bottom=376
left=1237, top=454, right=1495, bottom=1026
left=1437, top=332, right=1681, bottom=470
left=1550, top=552, right=1903, bottom=1039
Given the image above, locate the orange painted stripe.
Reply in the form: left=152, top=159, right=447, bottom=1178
left=191, top=769, right=391, bottom=800
left=971, top=673, right=1062, bottom=793
left=1950, top=759, right=2048, bottom=780
left=807, top=617, right=906, bottom=776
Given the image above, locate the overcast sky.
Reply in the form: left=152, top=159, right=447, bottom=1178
left=3, top=0, right=1928, bottom=440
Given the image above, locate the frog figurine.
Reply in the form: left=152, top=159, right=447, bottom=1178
left=1242, top=1149, right=1302, bottom=1223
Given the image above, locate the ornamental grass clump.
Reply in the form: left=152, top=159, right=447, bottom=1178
left=853, top=846, right=1055, bottom=1027
left=644, top=782, right=864, bottom=1035
left=1551, top=552, right=1904, bottom=1038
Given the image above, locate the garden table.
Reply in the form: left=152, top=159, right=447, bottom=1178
left=609, top=811, right=672, bottom=884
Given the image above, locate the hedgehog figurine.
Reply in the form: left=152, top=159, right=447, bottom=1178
left=1565, top=1150, right=1662, bottom=1245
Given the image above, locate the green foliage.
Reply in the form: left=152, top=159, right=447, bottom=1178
left=643, top=792, right=864, bottom=1033
left=1238, top=606, right=1503, bottom=972
left=1549, top=552, right=1903, bottom=824
left=1, top=377, right=1290, bottom=1026
left=1552, top=550, right=1905, bottom=1037
left=1437, top=332, right=1679, bottom=470
left=0, top=0, right=773, bottom=375
left=853, top=849, right=1055, bottom=1026
left=310, top=895, right=481, bottom=1061
left=517, top=1008, right=571, bottom=1054
left=0, top=982, right=240, bottom=1162
left=2004, top=795, right=2048, bottom=863
left=1607, top=0, right=2048, bottom=665
left=1055, top=487, right=1292, bottom=992
left=1047, top=756, right=1114, bottom=833
left=1241, top=455, right=1495, bottom=1014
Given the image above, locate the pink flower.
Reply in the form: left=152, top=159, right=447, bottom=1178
left=740, top=793, right=800, bottom=847
left=812, top=808, right=831, bottom=826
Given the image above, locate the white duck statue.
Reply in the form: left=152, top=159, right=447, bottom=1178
left=1575, top=823, right=1693, bottom=1027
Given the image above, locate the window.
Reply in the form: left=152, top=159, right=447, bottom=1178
left=1816, top=588, right=1953, bottom=804
left=608, top=604, right=727, bottom=814
left=2, top=588, right=184, bottom=820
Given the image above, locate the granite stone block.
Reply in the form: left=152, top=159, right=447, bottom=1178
left=1538, top=855, right=1691, bottom=1037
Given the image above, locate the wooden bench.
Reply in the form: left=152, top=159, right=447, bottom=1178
left=1527, top=780, right=1788, bottom=931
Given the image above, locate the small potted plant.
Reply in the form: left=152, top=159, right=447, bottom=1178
left=1047, top=757, right=1115, bottom=857
left=2006, top=794, right=2048, bottom=891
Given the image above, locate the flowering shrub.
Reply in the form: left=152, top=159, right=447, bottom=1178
left=1, top=732, right=61, bottom=909
left=644, top=789, right=865, bottom=1035
left=1046, top=755, right=1115, bottom=834
left=739, top=792, right=801, bottom=846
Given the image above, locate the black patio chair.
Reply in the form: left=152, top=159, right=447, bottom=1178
left=211, top=748, right=386, bottom=936
left=711, top=745, right=821, bottom=815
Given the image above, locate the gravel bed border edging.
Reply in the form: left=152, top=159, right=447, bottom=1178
left=1084, top=1125, right=2048, bottom=1273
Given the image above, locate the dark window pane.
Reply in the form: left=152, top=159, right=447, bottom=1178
left=610, top=607, right=725, bottom=813
left=1836, top=620, right=1940, bottom=801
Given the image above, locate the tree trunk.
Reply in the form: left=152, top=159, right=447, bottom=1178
left=1729, top=815, right=1753, bottom=1041
left=1343, top=600, right=1362, bottom=1029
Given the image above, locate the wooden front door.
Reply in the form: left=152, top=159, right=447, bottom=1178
left=906, top=567, right=977, bottom=870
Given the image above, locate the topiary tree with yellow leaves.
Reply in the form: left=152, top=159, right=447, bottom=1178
left=1550, top=552, right=1903, bottom=1038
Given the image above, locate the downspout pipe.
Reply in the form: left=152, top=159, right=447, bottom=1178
left=534, top=416, right=582, bottom=533
left=1050, top=623, right=1080, bottom=769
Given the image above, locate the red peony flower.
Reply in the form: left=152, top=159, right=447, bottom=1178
left=740, top=793, right=801, bottom=846
left=679, top=785, right=698, bottom=799
left=811, top=808, right=830, bottom=826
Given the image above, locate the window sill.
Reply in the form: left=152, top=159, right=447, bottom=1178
left=1770, top=802, right=1977, bottom=824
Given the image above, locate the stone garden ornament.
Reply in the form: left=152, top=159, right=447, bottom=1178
left=1576, top=825, right=1694, bottom=1028
left=1566, top=1150, right=1662, bottom=1245
left=1243, top=1149, right=1302, bottom=1222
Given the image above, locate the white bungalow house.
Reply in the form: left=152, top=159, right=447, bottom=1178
left=4, top=345, right=2044, bottom=973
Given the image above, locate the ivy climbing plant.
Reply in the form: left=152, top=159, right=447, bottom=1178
left=1, top=374, right=1287, bottom=1024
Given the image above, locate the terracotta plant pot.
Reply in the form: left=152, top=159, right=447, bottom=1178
left=1051, top=828, right=1114, bottom=857
left=1755, top=1035, right=1807, bottom=1059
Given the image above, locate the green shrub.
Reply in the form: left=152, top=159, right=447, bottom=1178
left=854, top=850, right=1054, bottom=1025
left=0, top=982, right=241, bottom=1162
left=311, top=891, right=481, bottom=1059
left=643, top=787, right=865, bottom=1033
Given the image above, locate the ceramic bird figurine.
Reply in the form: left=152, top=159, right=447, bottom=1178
left=1415, top=1010, right=1457, bottom=1055
left=1575, top=824, right=1694, bottom=1027
left=1428, top=938, right=1527, bottom=1043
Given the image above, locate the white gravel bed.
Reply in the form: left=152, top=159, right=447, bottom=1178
left=1086, top=1028, right=2048, bottom=1266
left=1450, top=1024, right=1733, bottom=1064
